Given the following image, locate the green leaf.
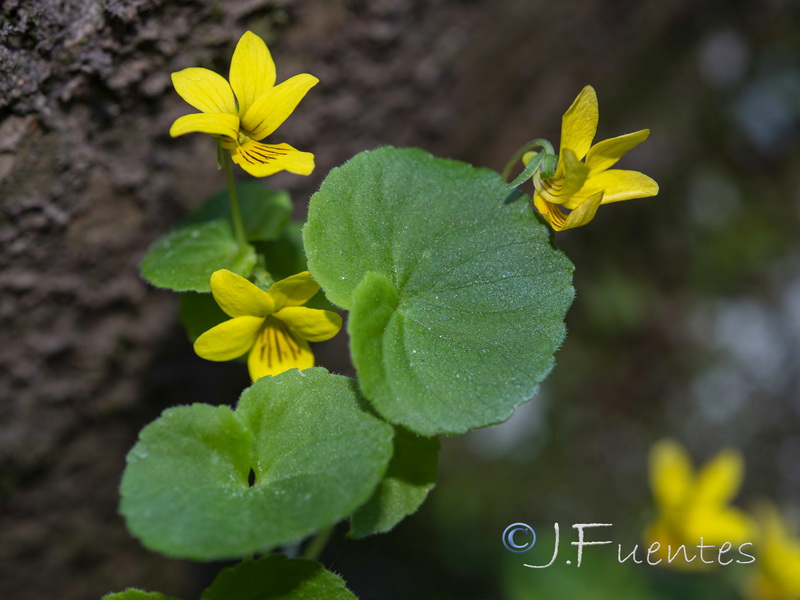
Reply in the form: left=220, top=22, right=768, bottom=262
left=350, top=427, right=438, bottom=538
left=102, top=591, right=180, bottom=600
left=141, top=220, right=256, bottom=292
left=256, top=220, right=307, bottom=281
left=183, top=183, right=292, bottom=242
left=507, top=151, right=544, bottom=189
left=255, top=221, right=336, bottom=311
left=179, top=292, right=230, bottom=342
left=101, top=557, right=359, bottom=600
left=201, top=556, right=357, bottom=600
left=120, top=368, right=393, bottom=560
left=304, top=147, right=574, bottom=435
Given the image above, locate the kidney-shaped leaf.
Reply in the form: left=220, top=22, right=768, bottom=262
left=120, top=368, right=393, bottom=560
left=304, top=147, right=574, bottom=435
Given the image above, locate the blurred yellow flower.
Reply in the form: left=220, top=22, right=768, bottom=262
left=194, top=269, right=341, bottom=381
left=169, top=31, right=317, bottom=178
left=747, top=505, right=800, bottom=600
left=525, top=85, right=658, bottom=230
left=645, top=439, right=754, bottom=569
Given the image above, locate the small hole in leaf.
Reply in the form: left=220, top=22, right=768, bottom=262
left=248, top=468, right=256, bottom=487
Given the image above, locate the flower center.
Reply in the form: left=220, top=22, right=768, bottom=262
left=534, top=172, right=570, bottom=205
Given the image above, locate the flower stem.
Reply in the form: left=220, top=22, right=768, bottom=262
left=221, top=147, right=247, bottom=247
left=301, top=526, right=334, bottom=561
left=501, top=138, right=555, bottom=183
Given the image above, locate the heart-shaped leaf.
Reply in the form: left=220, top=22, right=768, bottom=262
left=304, top=147, right=574, bottom=435
left=120, top=368, right=393, bottom=560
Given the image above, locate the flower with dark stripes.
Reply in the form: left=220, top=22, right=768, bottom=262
left=194, top=269, right=342, bottom=381
left=524, top=86, right=658, bottom=230
left=169, top=31, right=317, bottom=177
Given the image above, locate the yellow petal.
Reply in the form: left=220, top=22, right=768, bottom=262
left=694, top=448, right=743, bottom=506
left=533, top=191, right=603, bottom=232
left=229, top=31, right=277, bottom=118
left=268, top=271, right=320, bottom=310
left=194, top=315, right=263, bottom=361
left=754, top=505, right=800, bottom=594
left=169, top=113, right=240, bottom=140
left=521, top=151, right=538, bottom=166
left=247, top=318, right=314, bottom=380
left=209, top=269, right=275, bottom=318
left=650, top=439, right=695, bottom=511
left=275, top=306, right=342, bottom=342
left=532, top=195, right=567, bottom=231
left=240, top=73, right=319, bottom=140
left=560, top=85, right=598, bottom=162
left=570, top=169, right=659, bottom=205
left=559, top=191, right=603, bottom=230
left=171, top=68, right=237, bottom=114
left=533, top=149, right=589, bottom=205
left=644, top=519, right=706, bottom=571
left=684, top=505, right=753, bottom=546
left=231, top=141, right=315, bottom=178
left=585, top=129, right=650, bottom=176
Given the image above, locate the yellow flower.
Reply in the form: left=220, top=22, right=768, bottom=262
left=169, top=31, right=317, bottom=178
left=645, top=439, right=754, bottom=569
left=194, top=269, right=342, bottom=381
left=525, top=85, right=658, bottom=230
left=747, top=505, right=800, bottom=600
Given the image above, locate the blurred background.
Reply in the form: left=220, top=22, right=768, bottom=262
left=1, top=0, right=799, bottom=598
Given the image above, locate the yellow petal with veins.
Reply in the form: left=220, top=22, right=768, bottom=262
left=533, top=191, right=603, bottom=232
left=210, top=269, right=275, bottom=318
left=247, top=318, right=314, bottom=380
left=532, top=195, right=566, bottom=230
left=194, top=315, right=263, bottom=361
left=584, top=129, right=650, bottom=176
left=534, top=149, right=589, bottom=205
left=241, top=73, right=319, bottom=140
left=268, top=271, right=320, bottom=311
left=169, top=113, right=240, bottom=140
left=275, top=306, right=342, bottom=342
left=231, top=141, right=315, bottom=178
left=229, top=31, right=277, bottom=118
left=560, top=85, right=598, bottom=162
left=171, top=68, right=237, bottom=115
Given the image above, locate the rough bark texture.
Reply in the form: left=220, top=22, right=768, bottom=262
left=1, top=0, right=698, bottom=598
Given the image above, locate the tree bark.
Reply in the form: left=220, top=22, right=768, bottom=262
left=0, top=0, right=693, bottom=597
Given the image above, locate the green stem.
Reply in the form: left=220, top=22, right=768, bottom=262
left=301, top=526, right=334, bottom=561
left=501, top=138, right=555, bottom=183
left=221, top=146, right=247, bottom=247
